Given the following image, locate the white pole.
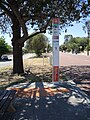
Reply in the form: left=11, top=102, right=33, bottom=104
left=52, top=18, right=59, bottom=82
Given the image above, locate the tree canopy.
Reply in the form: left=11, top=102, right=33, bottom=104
left=64, top=35, right=73, bottom=42
left=60, top=35, right=89, bottom=53
left=25, top=33, right=49, bottom=56
left=0, top=37, right=9, bottom=58
left=0, top=0, right=90, bottom=42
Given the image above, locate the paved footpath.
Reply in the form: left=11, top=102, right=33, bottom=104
left=7, top=81, right=90, bottom=120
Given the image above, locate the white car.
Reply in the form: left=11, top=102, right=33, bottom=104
left=1, top=55, right=8, bottom=60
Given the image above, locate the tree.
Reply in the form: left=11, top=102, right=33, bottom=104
left=0, top=37, right=9, bottom=59
left=60, top=36, right=88, bottom=53
left=83, top=20, right=90, bottom=55
left=26, top=34, right=49, bottom=57
left=64, top=35, right=73, bottom=43
left=0, top=0, right=89, bottom=74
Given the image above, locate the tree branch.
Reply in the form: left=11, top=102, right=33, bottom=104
left=0, top=2, right=14, bottom=20
left=7, top=0, right=28, bottom=41
left=27, top=30, right=46, bottom=40
left=41, top=17, right=52, bottom=31
left=18, top=18, right=52, bottom=44
left=1, top=0, right=10, bottom=7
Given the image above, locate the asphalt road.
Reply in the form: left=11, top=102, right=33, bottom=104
left=59, top=52, right=90, bottom=66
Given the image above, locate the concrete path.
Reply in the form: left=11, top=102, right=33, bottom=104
left=6, top=82, right=90, bottom=120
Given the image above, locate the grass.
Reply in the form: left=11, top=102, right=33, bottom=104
left=23, top=57, right=50, bottom=66
left=0, top=66, right=12, bottom=72
left=0, top=57, right=52, bottom=89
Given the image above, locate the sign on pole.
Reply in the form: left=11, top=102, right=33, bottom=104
left=52, top=18, right=59, bottom=82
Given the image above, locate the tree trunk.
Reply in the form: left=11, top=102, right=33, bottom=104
left=12, top=21, right=24, bottom=74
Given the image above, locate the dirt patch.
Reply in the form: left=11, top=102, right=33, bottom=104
left=61, top=66, right=90, bottom=96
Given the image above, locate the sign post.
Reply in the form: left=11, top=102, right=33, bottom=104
left=52, top=18, right=59, bottom=82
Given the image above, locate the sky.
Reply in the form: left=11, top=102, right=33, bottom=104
left=1, top=20, right=89, bottom=46
left=45, top=21, right=88, bottom=45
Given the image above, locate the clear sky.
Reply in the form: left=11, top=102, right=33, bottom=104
left=1, top=20, right=89, bottom=46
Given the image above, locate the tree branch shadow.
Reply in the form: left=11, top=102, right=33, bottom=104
left=61, top=65, right=90, bottom=96
left=6, top=81, right=90, bottom=120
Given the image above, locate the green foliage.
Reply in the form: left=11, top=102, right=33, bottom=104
left=60, top=35, right=88, bottom=53
left=64, top=35, right=73, bottom=43
left=60, top=44, right=67, bottom=52
left=25, top=34, right=50, bottom=56
left=0, top=0, right=90, bottom=36
left=86, top=42, right=90, bottom=51
left=0, top=37, right=9, bottom=58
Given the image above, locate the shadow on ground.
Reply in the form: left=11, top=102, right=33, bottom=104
left=0, top=65, right=90, bottom=96
left=23, top=65, right=90, bottom=96
left=0, top=59, right=12, bottom=62
left=61, top=66, right=90, bottom=96
left=6, top=82, right=90, bottom=120
left=1, top=65, right=90, bottom=120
